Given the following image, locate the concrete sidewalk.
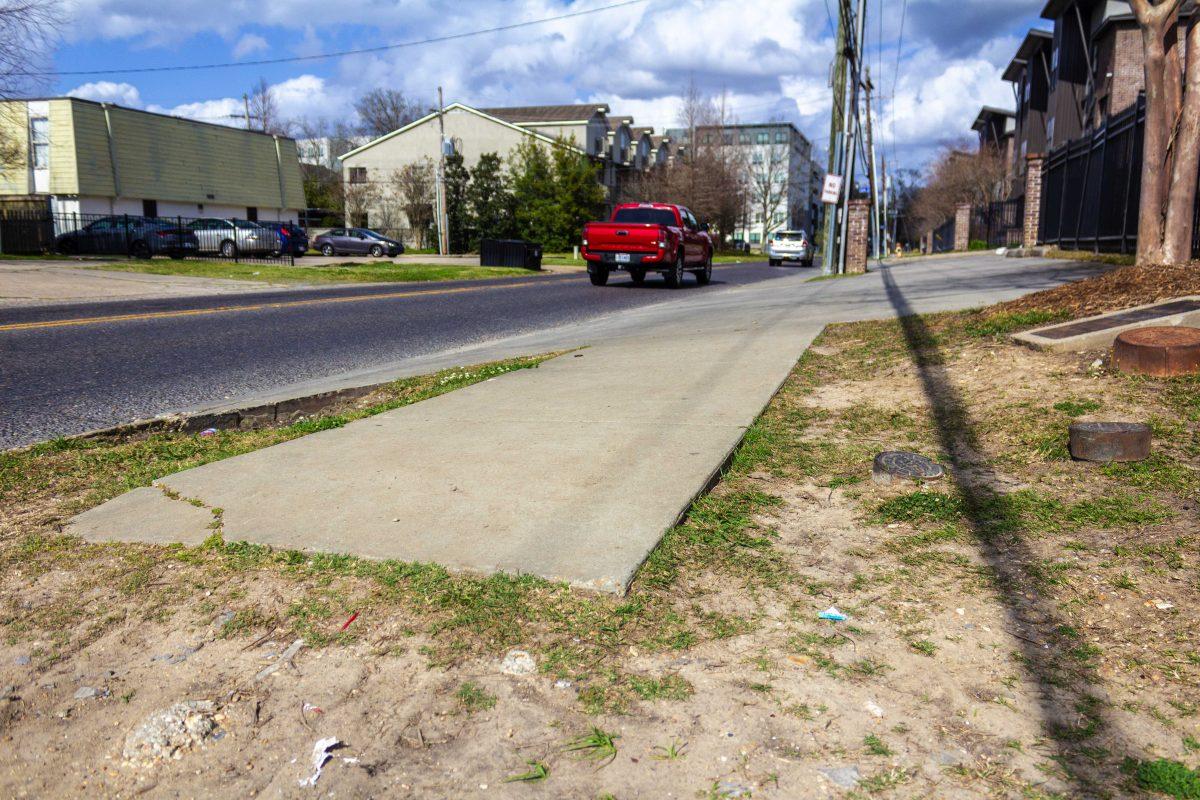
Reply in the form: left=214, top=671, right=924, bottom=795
left=68, top=254, right=1111, bottom=593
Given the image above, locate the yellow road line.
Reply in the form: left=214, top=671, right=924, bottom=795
left=0, top=276, right=572, bottom=333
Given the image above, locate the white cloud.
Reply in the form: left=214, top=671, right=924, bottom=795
left=66, top=80, right=143, bottom=106
left=54, top=0, right=1045, bottom=169
left=232, top=33, right=268, bottom=60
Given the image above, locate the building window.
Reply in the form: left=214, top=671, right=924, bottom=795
left=29, top=117, right=49, bottom=169
left=739, top=132, right=750, bottom=144
left=246, top=207, right=258, bottom=221
left=756, top=132, right=769, bottom=144
left=142, top=199, right=157, bottom=218
left=749, top=232, right=761, bottom=244
left=752, top=151, right=763, bottom=165
left=774, top=131, right=786, bottom=144
left=348, top=167, right=367, bottom=184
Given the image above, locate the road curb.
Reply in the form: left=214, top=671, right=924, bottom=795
left=6, top=380, right=392, bottom=454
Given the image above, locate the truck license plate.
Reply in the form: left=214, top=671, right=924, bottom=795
left=615, top=253, right=630, bottom=263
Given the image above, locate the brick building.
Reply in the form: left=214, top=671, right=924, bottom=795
left=1001, top=29, right=1053, bottom=198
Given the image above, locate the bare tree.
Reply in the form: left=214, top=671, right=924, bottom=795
left=1, top=0, right=58, bottom=169
left=246, top=77, right=291, bottom=136
left=339, top=179, right=379, bottom=229
left=748, top=139, right=790, bottom=240
left=1130, top=0, right=1199, bottom=264
left=1, top=0, right=57, bottom=97
left=909, top=142, right=1006, bottom=235
left=391, top=159, right=435, bottom=247
left=670, top=82, right=748, bottom=244
left=354, top=88, right=425, bottom=137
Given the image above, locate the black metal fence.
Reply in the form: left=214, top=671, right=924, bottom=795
left=974, top=198, right=1025, bottom=249
left=1040, top=96, right=1144, bottom=254
left=930, top=216, right=956, bottom=253
left=0, top=211, right=299, bottom=265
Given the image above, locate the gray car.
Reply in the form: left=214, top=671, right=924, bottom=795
left=766, top=230, right=814, bottom=267
left=313, top=227, right=404, bottom=257
left=187, top=218, right=274, bottom=257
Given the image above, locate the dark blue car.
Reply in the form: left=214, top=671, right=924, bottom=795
left=261, top=221, right=309, bottom=256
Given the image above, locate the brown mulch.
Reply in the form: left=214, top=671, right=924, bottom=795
left=992, top=261, right=1200, bottom=319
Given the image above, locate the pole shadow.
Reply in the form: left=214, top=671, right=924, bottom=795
left=879, top=264, right=1130, bottom=795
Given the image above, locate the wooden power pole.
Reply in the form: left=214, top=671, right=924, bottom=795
left=435, top=86, right=449, bottom=256
left=821, top=0, right=849, bottom=274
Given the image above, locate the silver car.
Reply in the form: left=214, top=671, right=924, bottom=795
left=767, top=230, right=814, bottom=267
left=187, top=218, right=274, bottom=257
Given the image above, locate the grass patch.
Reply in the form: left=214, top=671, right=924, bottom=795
left=504, top=760, right=549, bottom=783
left=1053, top=399, right=1102, bottom=417
left=864, top=733, right=893, bottom=756
left=963, top=309, right=1070, bottom=338
left=1123, top=757, right=1200, bottom=799
left=455, top=681, right=497, bottom=712
left=84, top=259, right=533, bottom=284
left=562, top=727, right=619, bottom=766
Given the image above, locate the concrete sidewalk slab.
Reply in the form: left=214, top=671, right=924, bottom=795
left=71, top=487, right=214, bottom=546
left=69, top=311, right=815, bottom=593
left=66, top=254, right=1112, bottom=593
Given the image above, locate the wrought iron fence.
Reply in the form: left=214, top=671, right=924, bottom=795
left=973, top=198, right=1025, bottom=249
left=1040, top=96, right=1144, bottom=255
left=930, top=217, right=956, bottom=253
left=0, top=211, right=300, bottom=265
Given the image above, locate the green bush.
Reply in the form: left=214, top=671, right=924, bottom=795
left=968, top=239, right=989, bottom=250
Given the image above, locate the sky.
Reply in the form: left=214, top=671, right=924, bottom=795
left=38, top=0, right=1049, bottom=172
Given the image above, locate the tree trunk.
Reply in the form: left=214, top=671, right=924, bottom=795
left=1163, top=14, right=1200, bottom=263
left=1137, top=17, right=1173, bottom=264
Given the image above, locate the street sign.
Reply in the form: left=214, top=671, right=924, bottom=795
left=821, top=174, right=843, bottom=204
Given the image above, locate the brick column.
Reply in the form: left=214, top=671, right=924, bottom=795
left=954, top=203, right=972, bottom=251
left=1023, top=154, right=1045, bottom=249
left=845, top=199, right=870, bottom=274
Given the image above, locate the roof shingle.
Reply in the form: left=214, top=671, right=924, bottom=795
left=480, top=104, right=609, bottom=123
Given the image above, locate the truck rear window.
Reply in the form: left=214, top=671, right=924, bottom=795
left=612, top=208, right=677, bottom=226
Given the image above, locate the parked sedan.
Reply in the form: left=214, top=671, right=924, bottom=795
left=187, top=218, right=274, bottom=257
left=260, top=221, right=309, bottom=256
left=766, top=229, right=814, bottom=267
left=55, top=216, right=199, bottom=258
left=313, top=227, right=404, bottom=257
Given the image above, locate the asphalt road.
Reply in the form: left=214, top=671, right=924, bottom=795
left=1, top=262, right=797, bottom=448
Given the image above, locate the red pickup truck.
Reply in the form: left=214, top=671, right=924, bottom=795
left=581, top=203, right=714, bottom=288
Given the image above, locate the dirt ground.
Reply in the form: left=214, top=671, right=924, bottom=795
left=1, top=298, right=1198, bottom=798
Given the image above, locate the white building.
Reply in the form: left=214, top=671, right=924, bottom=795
left=666, top=122, right=821, bottom=245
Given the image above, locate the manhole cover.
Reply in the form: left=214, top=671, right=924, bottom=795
left=1069, top=421, right=1152, bottom=463
left=872, top=451, right=945, bottom=485
left=1113, top=325, right=1200, bottom=377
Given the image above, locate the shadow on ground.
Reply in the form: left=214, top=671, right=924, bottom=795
left=880, top=263, right=1129, bottom=795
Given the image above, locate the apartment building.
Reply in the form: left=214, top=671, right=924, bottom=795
left=664, top=122, right=822, bottom=244
left=0, top=97, right=305, bottom=221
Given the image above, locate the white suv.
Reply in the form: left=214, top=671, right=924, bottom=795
left=767, top=230, right=814, bottom=267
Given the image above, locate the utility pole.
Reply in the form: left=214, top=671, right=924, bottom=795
left=880, top=154, right=891, bottom=256
left=435, top=86, right=449, bottom=256
left=242, top=93, right=252, bottom=131
left=863, top=67, right=880, bottom=260
left=835, top=0, right=868, bottom=274
left=821, top=0, right=849, bottom=275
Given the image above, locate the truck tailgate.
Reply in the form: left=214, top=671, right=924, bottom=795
left=584, top=223, right=662, bottom=252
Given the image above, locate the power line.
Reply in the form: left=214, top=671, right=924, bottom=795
left=15, top=0, right=652, bottom=77
left=889, top=0, right=909, bottom=167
